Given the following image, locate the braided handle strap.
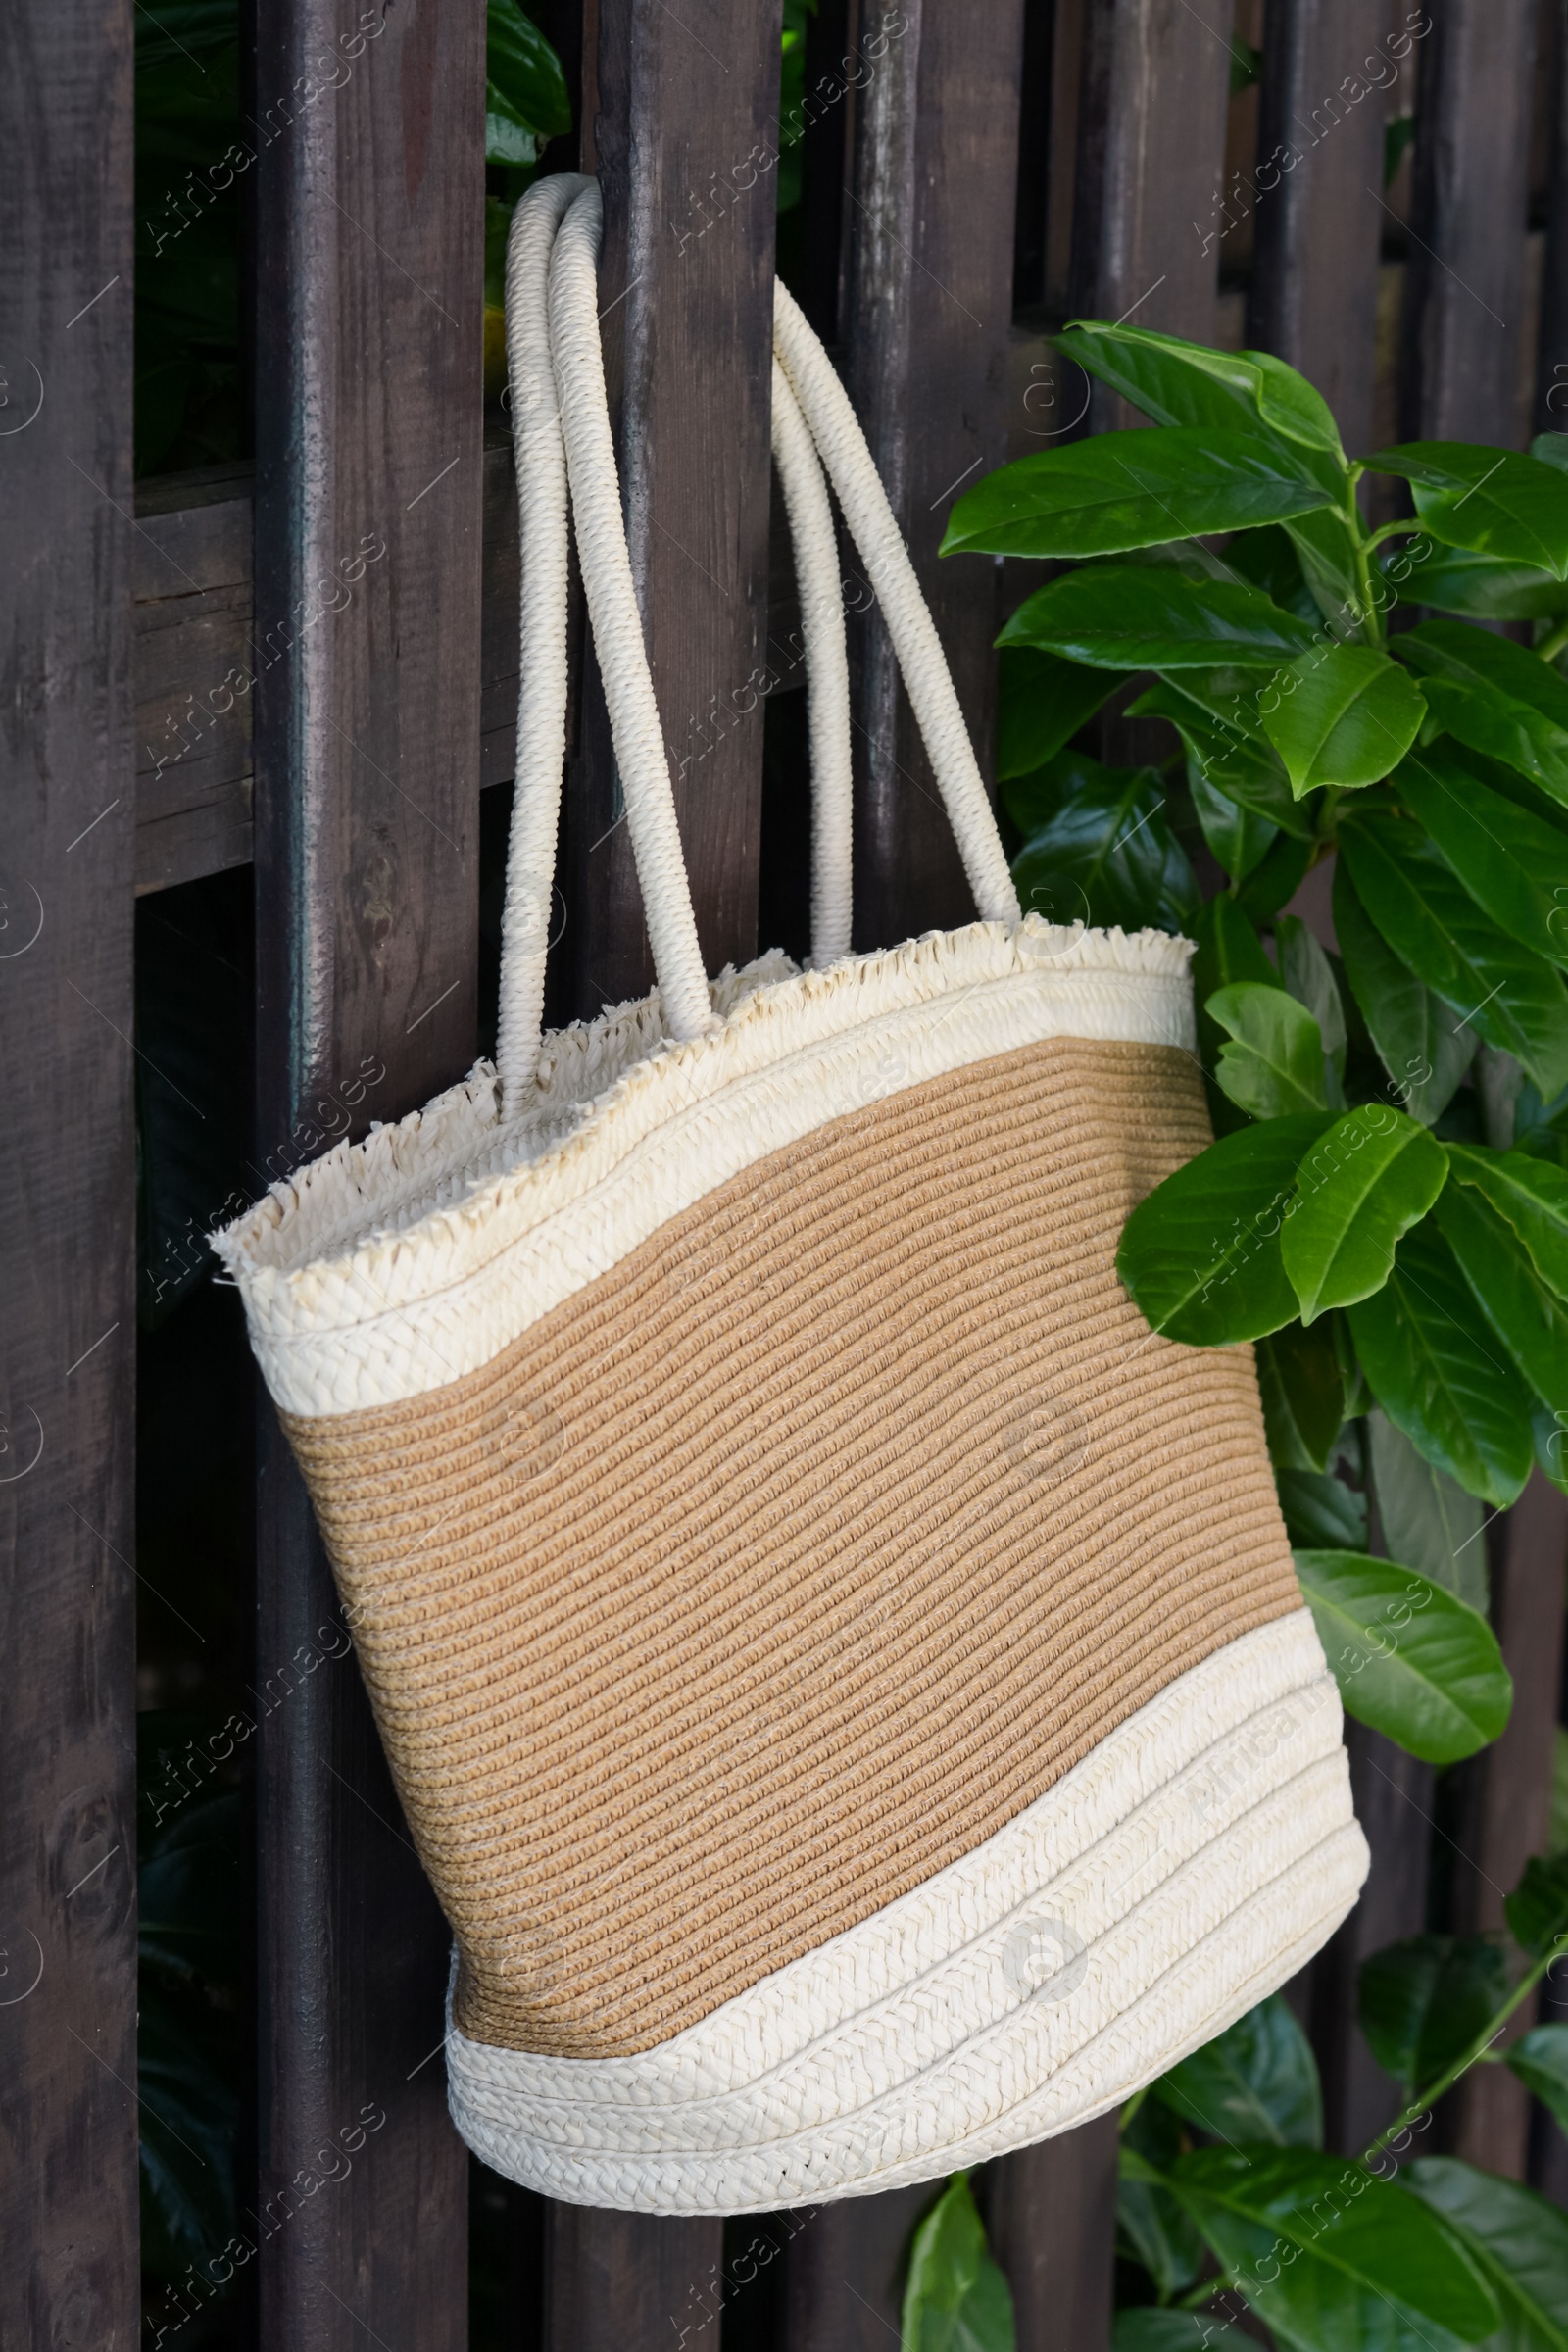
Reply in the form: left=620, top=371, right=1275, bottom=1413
left=495, top=176, right=1019, bottom=1110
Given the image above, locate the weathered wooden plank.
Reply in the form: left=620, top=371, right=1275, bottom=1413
left=0, top=0, right=139, bottom=2340
left=1249, top=0, right=1390, bottom=459
left=131, top=408, right=831, bottom=899
left=1538, top=0, right=1568, bottom=436
left=1070, top=0, right=1231, bottom=376
left=538, top=0, right=783, bottom=2333
left=561, top=0, right=783, bottom=1019
left=840, top=0, right=1024, bottom=947
left=1400, top=0, right=1538, bottom=446
left=781, top=2188, right=933, bottom=2346
left=1447, top=1475, right=1567, bottom=2176
left=250, top=0, right=486, bottom=2341
left=982, top=2118, right=1120, bottom=2352
left=1310, top=1728, right=1435, bottom=2156
left=546, top=2207, right=724, bottom=2347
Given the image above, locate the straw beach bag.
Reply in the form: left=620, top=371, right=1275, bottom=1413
left=216, top=174, right=1368, bottom=2214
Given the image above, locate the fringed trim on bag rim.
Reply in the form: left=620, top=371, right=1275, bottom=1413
left=213, top=917, right=1194, bottom=1354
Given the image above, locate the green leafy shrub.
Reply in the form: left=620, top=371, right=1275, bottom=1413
left=898, top=326, right=1568, bottom=2351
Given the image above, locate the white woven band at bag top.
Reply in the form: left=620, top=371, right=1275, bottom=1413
left=494, top=172, right=1022, bottom=1113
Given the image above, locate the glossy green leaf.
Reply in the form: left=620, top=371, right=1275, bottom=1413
left=1116, top=1114, right=1332, bottom=1347
left=1236, top=831, right=1315, bottom=924
left=1364, top=444, right=1568, bottom=577
left=1192, top=896, right=1280, bottom=1070
left=1386, top=539, right=1568, bottom=622
left=1434, top=1179, right=1568, bottom=1412
left=1396, top=620, right=1568, bottom=807
left=1153, top=1994, right=1323, bottom=2149
left=1508, top=2025, right=1568, bottom=2138
left=139, top=1785, right=242, bottom=1985
left=1339, top=808, right=1568, bottom=1099
left=944, top=428, right=1338, bottom=559
left=1058, top=321, right=1346, bottom=459
left=486, top=0, right=572, bottom=164
left=1534, top=432, right=1568, bottom=474
left=1128, top=676, right=1311, bottom=837
left=1277, top=914, right=1348, bottom=1074
left=1358, top=1935, right=1508, bottom=2096
left=1505, top=1852, right=1568, bottom=1962
left=1165, top=2146, right=1500, bottom=2351
left=1112, top=2316, right=1224, bottom=2352
left=1348, top=1222, right=1535, bottom=1506
left=1396, top=745, right=1568, bottom=972
left=1333, top=858, right=1477, bottom=1125
left=1287, top=506, right=1371, bottom=635
left=901, top=2173, right=1016, bottom=2352
left=1282, top=1105, right=1447, bottom=1321
left=1295, top=1549, right=1512, bottom=1762
left=999, top=566, right=1323, bottom=670
left=1278, top=1466, right=1369, bottom=1550
left=1188, top=762, right=1279, bottom=882
left=1408, top=2157, right=1568, bottom=2352
left=1261, top=643, right=1426, bottom=795
left=996, top=648, right=1124, bottom=782
left=1445, top=1143, right=1568, bottom=1298
left=1226, top=521, right=1323, bottom=620
left=138, top=1989, right=242, bottom=2272
left=1209, top=983, right=1329, bottom=1117
left=1367, top=1408, right=1487, bottom=1613
left=1010, top=755, right=1198, bottom=935
left=1257, top=1321, right=1345, bottom=1471
left=1118, top=2095, right=1207, bottom=2298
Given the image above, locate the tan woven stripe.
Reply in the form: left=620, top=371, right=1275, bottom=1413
left=283, top=1036, right=1300, bottom=2058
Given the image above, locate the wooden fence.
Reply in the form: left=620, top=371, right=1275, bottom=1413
left=6, top=0, right=1568, bottom=2342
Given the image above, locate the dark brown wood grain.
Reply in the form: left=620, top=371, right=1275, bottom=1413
left=1310, top=1727, right=1435, bottom=2157
left=540, top=0, right=786, bottom=2336
left=0, top=2, right=139, bottom=2340
left=1070, top=0, right=1231, bottom=385
left=1538, top=0, right=1568, bottom=436
left=842, top=0, right=1025, bottom=947
left=1447, top=1474, right=1568, bottom=2176
left=562, top=0, right=783, bottom=1016
left=780, top=2187, right=934, bottom=2347
left=546, top=2206, right=725, bottom=2348
left=1400, top=0, right=1538, bottom=447
left=1249, top=0, right=1388, bottom=458
left=982, top=2117, right=1119, bottom=2352
left=249, top=0, right=486, bottom=2341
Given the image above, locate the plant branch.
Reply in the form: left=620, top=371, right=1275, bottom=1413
left=1537, top=618, right=1568, bottom=664
left=1361, top=1933, right=1568, bottom=2164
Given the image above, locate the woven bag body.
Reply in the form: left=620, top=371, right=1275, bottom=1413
left=219, top=177, right=1367, bottom=2214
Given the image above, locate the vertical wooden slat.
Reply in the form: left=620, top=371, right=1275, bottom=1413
left=1070, top=0, right=1230, bottom=378
left=982, top=2117, right=1119, bottom=2352
left=542, top=0, right=780, bottom=2337
left=1446, top=1475, right=1568, bottom=2176
left=1311, top=1730, right=1435, bottom=2155
left=782, top=2189, right=933, bottom=2345
left=547, top=2208, right=723, bottom=2347
left=1537, top=0, right=1568, bottom=435
left=250, top=0, right=486, bottom=2341
left=1400, top=0, right=1538, bottom=446
left=564, top=0, right=783, bottom=1016
left=1249, top=0, right=1386, bottom=458
left=841, top=0, right=1025, bottom=948
left=0, top=1, right=138, bottom=2339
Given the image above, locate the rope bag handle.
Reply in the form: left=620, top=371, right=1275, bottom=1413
left=496, top=173, right=1019, bottom=1108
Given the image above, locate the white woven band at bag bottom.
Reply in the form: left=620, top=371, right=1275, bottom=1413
left=444, top=1611, right=1368, bottom=2214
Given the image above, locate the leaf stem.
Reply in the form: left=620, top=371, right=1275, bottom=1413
left=1537, top=618, right=1568, bottom=664
left=1360, top=1932, right=1568, bottom=2164
left=1343, top=488, right=1384, bottom=652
